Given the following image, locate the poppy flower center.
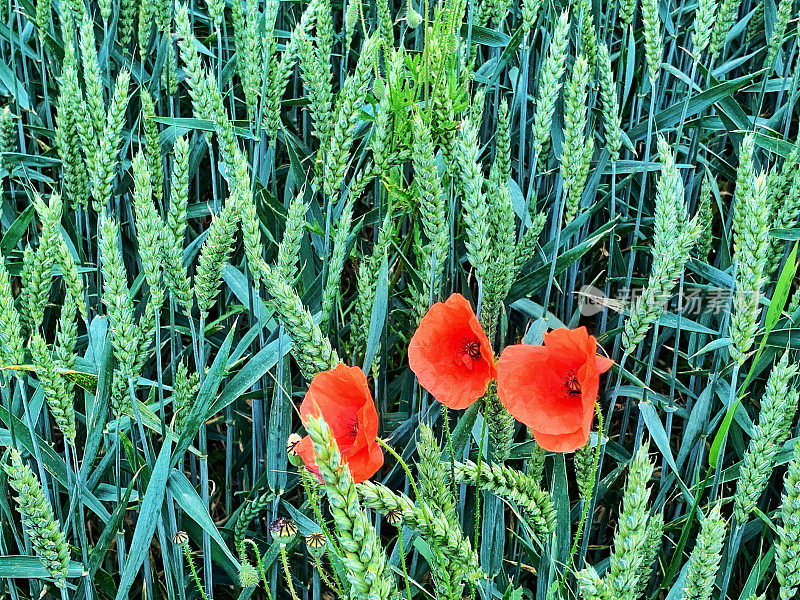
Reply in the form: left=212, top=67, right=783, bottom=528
left=461, top=338, right=481, bottom=360
left=457, top=337, right=483, bottom=369
left=564, top=369, right=582, bottom=397
left=343, top=418, right=359, bottom=444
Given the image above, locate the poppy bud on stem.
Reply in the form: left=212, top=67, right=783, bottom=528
left=287, top=433, right=305, bottom=468
left=305, top=532, right=326, bottom=558
left=172, top=531, right=210, bottom=600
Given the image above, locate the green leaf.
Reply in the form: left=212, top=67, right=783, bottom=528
left=460, top=24, right=511, bottom=47
left=209, top=331, right=292, bottom=415
left=168, top=471, right=240, bottom=569
left=656, top=311, right=717, bottom=336
left=82, top=477, right=137, bottom=586
left=363, top=254, right=388, bottom=371
left=1, top=204, right=35, bottom=256
left=709, top=396, right=742, bottom=469
left=0, top=60, right=30, bottom=109
left=509, top=220, right=614, bottom=302
left=449, top=402, right=480, bottom=459
left=223, top=265, right=271, bottom=324
left=114, top=441, right=173, bottom=600
left=628, top=74, right=755, bottom=140
left=766, top=243, right=797, bottom=332
left=771, top=228, right=800, bottom=240
left=153, top=117, right=259, bottom=140
left=0, top=556, right=85, bottom=579
left=752, top=131, right=796, bottom=157
left=552, top=453, right=570, bottom=567
left=639, top=402, right=678, bottom=474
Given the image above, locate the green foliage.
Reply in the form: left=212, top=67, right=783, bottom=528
left=0, top=0, right=798, bottom=598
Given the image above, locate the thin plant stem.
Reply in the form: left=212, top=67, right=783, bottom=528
left=279, top=545, right=301, bottom=600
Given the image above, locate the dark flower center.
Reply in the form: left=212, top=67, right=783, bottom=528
left=460, top=338, right=482, bottom=360
left=269, top=517, right=298, bottom=537
left=344, top=418, right=360, bottom=443
left=565, top=370, right=582, bottom=397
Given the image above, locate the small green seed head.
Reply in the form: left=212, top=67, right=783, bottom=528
left=239, top=561, right=259, bottom=588
left=305, top=532, right=326, bottom=558
left=287, top=433, right=305, bottom=467
left=269, top=518, right=298, bottom=545
left=172, top=530, right=189, bottom=546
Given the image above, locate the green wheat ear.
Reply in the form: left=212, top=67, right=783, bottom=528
left=680, top=504, right=727, bottom=600
left=351, top=212, right=393, bottom=359
left=358, top=477, right=484, bottom=584
left=262, top=261, right=340, bottom=380
left=416, top=423, right=465, bottom=598
left=733, top=350, right=798, bottom=524
left=710, top=0, right=739, bottom=59
left=457, top=118, right=491, bottom=286
left=140, top=90, right=163, bottom=202
left=412, top=114, right=448, bottom=317
left=731, top=138, right=770, bottom=365
left=766, top=0, right=793, bottom=70
left=163, top=134, right=193, bottom=315
left=306, top=416, right=396, bottom=600
left=322, top=34, right=377, bottom=196
left=31, top=334, right=76, bottom=444
left=0, top=106, right=15, bottom=173
left=532, top=10, right=570, bottom=171
left=623, top=137, right=702, bottom=353
left=99, top=212, right=138, bottom=415
left=321, top=199, right=354, bottom=331
left=598, top=43, right=622, bottom=163
left=579, top=444, right=661, bottom=598
left=691, top=0, right=717, bottom=55
left=778, top=438, right=800, bottom=599
left=4, top=450, right=71, bottom=588
left=451, top=458, right=555, bottom=538
left=642, top=0, right=662, bottom=84
left=561, top=54, right=594, bottom=225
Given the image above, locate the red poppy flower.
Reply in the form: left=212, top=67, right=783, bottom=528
left=408, top=293, right=496, bottom=410
left=496, top=327, right=613, bottom=452
left=294, top=364, right=383, bottom=483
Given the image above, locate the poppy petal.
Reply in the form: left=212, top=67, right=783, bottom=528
left=542, top=326, right=590, bottom=361
left=344, top=437, right=385, bottom=483
left=497, top=345, right=585, bottom=434
left=409, top=293, right=495, bottom=409
left=595, top=355, right=614, bottom=374
left=298, top=364, right=383, bottom=484
left=300, top=364, right=371, bottom=441
left=532, top=401, right=594, bottom=452
left=530, top=423, right=590, bottom=452
left=496, top=326, right=612, bottom=453
left=294, top=435, right=323, bottom=480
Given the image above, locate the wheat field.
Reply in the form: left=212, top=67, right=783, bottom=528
left=0, top=0, right=798, bottom=598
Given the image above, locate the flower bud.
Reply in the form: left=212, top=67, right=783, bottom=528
left=305, top=531, right=326, bottom=559
left=287, top=433, right=304, bottom=468
left=239, top=561, right=259, bottom=588
left=172, top=530, right=189, bottom=546
left=269, top=517, right=298, bottom=546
